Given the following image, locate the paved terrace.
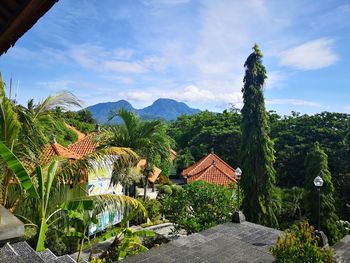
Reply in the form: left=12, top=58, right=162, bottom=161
left=122, top=221, right=282, bottom=263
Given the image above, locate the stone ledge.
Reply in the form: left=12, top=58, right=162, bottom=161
left=0, top=205, right=24, bottom=244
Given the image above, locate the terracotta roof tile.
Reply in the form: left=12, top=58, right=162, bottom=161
left=67, top=133, right=97, bottom=157
left=187, top=164, right=237, bottom=186
left=38, top=143, right=82, bottom=163
left=182, top=153, right=237, bottom=187
left=136, top=159, right=162, bottom=184
left=182, top=153, right=236, bottom=178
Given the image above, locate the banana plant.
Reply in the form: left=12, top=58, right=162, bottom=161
left=0, top=141, right=146, bottom=251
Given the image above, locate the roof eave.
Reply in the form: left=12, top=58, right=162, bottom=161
left=0, top=0, right=58, bottom=56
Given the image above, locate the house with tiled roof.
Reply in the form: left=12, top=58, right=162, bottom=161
left=32, top=125, right=125, bottom=235
left=182, top=153, right=237, bottom=187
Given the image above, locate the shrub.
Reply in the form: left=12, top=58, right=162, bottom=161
left=171, top=184, right=183, bottom=194
left=141, top=198, right=162, bottom=222
left=337, top=220, right=350, bottom=237
left=156, top=174, right=172, bottom=185
left=162, top=181, right=235, bottom=234
left=158, top=185, right=173, bottom=196
left=271, top=221, right=334, bottom=263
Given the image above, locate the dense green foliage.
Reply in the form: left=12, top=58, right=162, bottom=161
left=168, top=110, right=350, bottom=223
left=277, top=187, right=305, bottom=230
left=61, top=109, right=96, bottom=134
left=168, top=110, right=241, bottom=170
left=304, top=143, right=340, bottom=244
left=162, top=181, right=235, bottom=234
left=271, top=222, right=334, bottom=263
left=240, top=44, right=278, bottom=227
left=138, top=198, right=162, bottom=222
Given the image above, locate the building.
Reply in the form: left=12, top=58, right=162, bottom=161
left=182, top=153, right=237, bottom=187
left=0, top=0, right=58, bottom=55
left=31, top=125, right=125, bottom=235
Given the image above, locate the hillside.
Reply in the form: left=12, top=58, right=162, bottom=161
left=87, top=98, right=201, bottom=123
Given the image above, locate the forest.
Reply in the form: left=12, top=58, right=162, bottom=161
left=168, top=109, right=350, bottom=232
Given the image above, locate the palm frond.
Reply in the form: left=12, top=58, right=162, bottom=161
left=61, top=194, right=146, bottom=219
left=0, top=141, right=39, bottom=198
left=35, top=91, right=83, bottom=118
left=0, top=73, right=20, bottom=148
left=58, top=147, right=138, bottom=184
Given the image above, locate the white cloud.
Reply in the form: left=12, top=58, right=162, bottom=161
left=36, top=80, right=74, bottom=91
left=265, top=71, right=286, bottom=89
left=103, top=61, right=145, bottom=74
left=69, top=44, right=166, bottom=74
left=266, top=99, right=321, bottom=107
left=279, top=38, right=338, bottom=70
left=120, top=82, right=243, bottom=111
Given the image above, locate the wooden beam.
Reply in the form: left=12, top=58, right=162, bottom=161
left=0, top=0, right=58, bottom=55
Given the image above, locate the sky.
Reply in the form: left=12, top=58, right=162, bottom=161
left=0, top=0, right=350, bottom=115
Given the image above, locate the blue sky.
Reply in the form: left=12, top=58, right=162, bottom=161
left=0, top=0, right=349, bottom=115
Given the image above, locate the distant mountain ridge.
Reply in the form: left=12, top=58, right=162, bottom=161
left=87, top=98, right=201, bottom=123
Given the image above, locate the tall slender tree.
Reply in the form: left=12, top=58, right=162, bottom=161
left=304, top=142, right=340, bottom=244
left=240, top=44, right=278, bottom=227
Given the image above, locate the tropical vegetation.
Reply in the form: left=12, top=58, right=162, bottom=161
left=1, top=42, right=350, bottom=262
left=271, top=222, right=334, bottom=263
left=162, top=181, right=236, bottom=234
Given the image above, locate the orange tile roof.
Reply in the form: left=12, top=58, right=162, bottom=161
left=182, top=153, right=237, bottom=186
left=182, top=153, right=235, bottom=177
left=67, top=133, right=97, bottom=157
left=148, top=166, right=162, bottom=183
left=38, top=142, right=82, bottom=163
left=187, top=164, right=237, bottom=186
left=136, top=159, right=162, bottom=184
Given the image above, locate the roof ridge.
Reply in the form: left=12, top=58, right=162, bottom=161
left=182, top=154, right=212, bottom=176
left=51, top=143, right=82, bottom=159
left=211, top=153, right=236, bottom=173
left=187, top=163, right=212, bottom=178
left=193, top=163, right=237, bottom=183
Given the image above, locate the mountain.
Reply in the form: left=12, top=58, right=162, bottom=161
left=87, top=100, right=136, bottom=123
left=139, top=99, right=201, bottom=121
left=87, top=98, right=201, bottom=123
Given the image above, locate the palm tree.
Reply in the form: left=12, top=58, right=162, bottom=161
left=104, top=109, right=173, bottom=200
left=0, top=73, right=83, bottom=209
left=0, top=141, right=146, bottom=251
left=16, top=91, right=82, bottom=152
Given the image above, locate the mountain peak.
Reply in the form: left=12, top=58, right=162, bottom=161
left=87, top=98, right=200, bottom=123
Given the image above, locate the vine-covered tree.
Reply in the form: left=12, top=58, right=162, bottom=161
left=240, top=44, right=278, bottom=227
left=304, top=142, right=340, bottom=244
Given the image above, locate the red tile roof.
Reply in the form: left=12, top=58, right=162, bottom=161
left=67, top=133, right=97, bottom=157
left=39, top=143, right=82, bottom=163
left=182, top=153, right=237, bottom=186
left=136, top=159, right=162, bottom=184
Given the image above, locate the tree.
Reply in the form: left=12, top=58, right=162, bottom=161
left=240, top=44, right=278, bottom=227
left=304, top=142, right=340, bottom=244
left=0, top=74, right=83, bottom=209
left=105, top=109, right=173, bottom=200
left=168, top=110, right=242, bottom=168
